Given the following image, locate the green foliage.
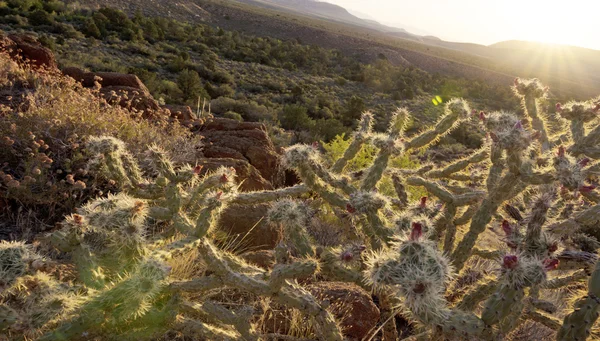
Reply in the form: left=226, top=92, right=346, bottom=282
left=279, top=104, right=314, bottom=131
left=177, top=69, right=210, bottom=104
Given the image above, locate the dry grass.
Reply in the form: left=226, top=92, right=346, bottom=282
left=0, top=53, right=204, bottom=237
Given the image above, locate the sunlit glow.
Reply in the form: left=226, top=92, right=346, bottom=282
left=326, top=0, right=600, bottom=50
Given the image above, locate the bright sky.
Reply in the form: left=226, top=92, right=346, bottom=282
left=325, top=0, right=600, bottom=50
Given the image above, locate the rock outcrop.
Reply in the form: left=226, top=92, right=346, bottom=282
left=0, top=34, right=57, bottom=70
left=217, top=203, right=282, bottom=250
left=197, top=118, right=281, bottom=185
left=307, top=282, right=380, bottom=340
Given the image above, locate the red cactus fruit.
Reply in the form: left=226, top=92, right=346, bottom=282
left=340, top=251, right=353, bottom=262
left=503, top=255, right=518, bottom=269
left=410, top=222, right=423, bottom=241
left=579, top=158, right=590, bottom=167
left=579, top=185, right=596, bottom=193
left=502, top=220, right=512, bottom=236
left=543, top=258, right=559, bottom=271
left=193, top=165, right=203, bottom=175
left=419, top=196, right=427, bottom=208
left=346, top=203, right=356, bottom=214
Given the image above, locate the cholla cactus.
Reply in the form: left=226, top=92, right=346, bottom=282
left=0, top=241, right=37, bottom=286
left=277, top=80, right=600, bottom=340
left=15, top=136, right=343, bottom=341
left=6, top=78, right=600, bottom=341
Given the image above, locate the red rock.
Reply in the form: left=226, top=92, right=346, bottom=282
left=307, top=282, right=380, bottom=340
left=62, top=67, right=148, bottom=91
left=1, top=34, right=57, bottom=70
left=197, top=118, right=280, bottom=185
left=195, top=157, right=272, bottom=192
left=240, top=250, right=276, bottom=270
left=218, top=203, right=282, bottom=250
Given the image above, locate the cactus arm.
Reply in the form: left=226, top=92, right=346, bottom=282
left=486, top=145, right=504, bottom=192
left=557, top=260, right=600, bottom=341
left=405, top=99, right=470, bottom=150
left=361, top=151, right=394, bottom=191
left=455, top=278, right=499, bottom=311
left=481, top=283, right=526, bottom=328
left=170, top=276, right=224, bottom=293
left=331, top=111, right=374, bottom=173
left=180, top=301, right=257, bottom=341
left=524, top=309, right=562, bottom=331
left=331, top=136, right=366, bottom=174
left=175, top=316, right=241, bottom=340
left=268, top=260, right=318, bottom=292
left=197, top=239, right=344, bottom=341
left=548, top=205, right=600, bottom=234
left=471, top=248, right=504, bottom=260
left=524, top=192, right=552, bottom=256
left=296, top=165, right=347, bottom=208
left=391, top=173, right=409, bottom=208
left=556, top=251, right=599, bottom=271
left=454, top=203, right=480, bottom=226
left=523, top=96, right=551, bottom=152
left=231, top=185, right=308, bottom=205
left=582, top=190, right=600, bottom=203
left=544, top=270, right=588, bottom=289
left=405, top=176, right=454, bottom=203
left=442, top=205, right=458, bottom=253
left=452, top=173, right=523, bottom=271
left=425, top=149, right=488, bottom=179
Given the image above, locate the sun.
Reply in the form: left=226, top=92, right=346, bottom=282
left=507, top=0, right=598, bottom=49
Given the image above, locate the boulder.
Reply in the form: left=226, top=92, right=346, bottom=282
left=240, top=250, right=275, bottom=270
left=197, top=118, right=281, bottom=185
left=0, top=34, right=57, bottom=70
left=196, top=158, right=272, bottom=192
left=217, top=203, right=282, bottom=251
left=307, top=282, right=380, bottom=340
left=62, top=67, right=148, bottom=91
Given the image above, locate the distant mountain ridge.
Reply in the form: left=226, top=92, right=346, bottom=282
left=236, top=0, right=414, bottom=34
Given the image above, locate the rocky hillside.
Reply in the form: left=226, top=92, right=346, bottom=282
left=63, top=0, right=600, bottom=98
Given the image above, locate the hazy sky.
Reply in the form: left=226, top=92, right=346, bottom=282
left=325, top=0, right=600, bottom=50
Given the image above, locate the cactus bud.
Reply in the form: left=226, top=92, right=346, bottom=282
left=548, top=242, right=558, bottom=253
left=410, top=222, right=423, bottom=241
left=346, top=203, right=356, bottom=214
left=556, top=103, right=562, bottom=111
left=514, top=121, right=523, bottom=130
left=503, top=255, right=518, bottom=269
left=502, top=220, right=512, bottom=236
left=579, top=185, right=596, bottom=193
left=220, top=174, right=228, bottom=183
left=419, top=196, right=427, bottom=208
left=193, top=165, right=203, bottom=175
left=73, top=214, right=86, bottom=226
left=579, top=158, right=590, bottom=167
left=340, top=251, right=353, bottom=262
left=543, top=259, right=559, bottom=271
left=479, top=111, right=486, bottom=121
left=558, top=146, right=565, bottom=157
